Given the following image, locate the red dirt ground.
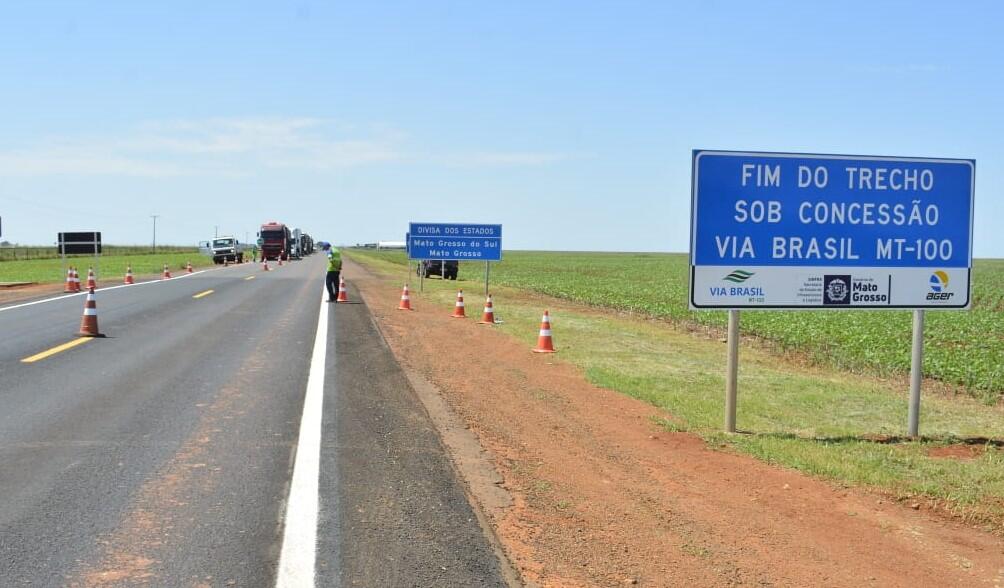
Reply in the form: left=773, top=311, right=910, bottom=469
left=0, top=282, right=65, bottom=305
left=348, top=259, right=1004, bottom=588
left=928, top=444, right=987, bottom=460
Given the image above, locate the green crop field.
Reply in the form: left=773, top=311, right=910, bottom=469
left=351, top=249, right=1004, bottom=400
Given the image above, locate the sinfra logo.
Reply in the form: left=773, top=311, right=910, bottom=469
left=927, top=271, right=953, bottom=301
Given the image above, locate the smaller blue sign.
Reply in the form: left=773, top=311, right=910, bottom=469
left=408, top=223, right=502, bottom=261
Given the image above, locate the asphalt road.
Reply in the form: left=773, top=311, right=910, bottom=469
left=0, top=256, right=507, bottom=587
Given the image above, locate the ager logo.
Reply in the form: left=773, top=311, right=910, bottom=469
left=823, top=275, right=851, bottom=305
left=927, top=271, right=954, bottom=301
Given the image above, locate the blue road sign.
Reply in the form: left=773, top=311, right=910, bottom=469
left=690, top=150, right=974, bottom=309
left=408, top=223, right=502, bottom=261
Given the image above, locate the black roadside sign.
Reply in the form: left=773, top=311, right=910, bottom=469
left=58, top=231, right=102, bottom=255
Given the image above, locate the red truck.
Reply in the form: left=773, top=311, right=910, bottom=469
left=258, top=221, right=291, bottom=261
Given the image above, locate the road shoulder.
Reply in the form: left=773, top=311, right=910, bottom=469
left=346, top=257, right=1004, bottom=588
left=366, top=309, right=525, bottom=587
left=317, top=277, right=513, bottom=587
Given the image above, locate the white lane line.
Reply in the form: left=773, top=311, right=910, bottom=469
left=276, top=289, right=329, bottom=588
left=0, top=266, right=238, bottom=314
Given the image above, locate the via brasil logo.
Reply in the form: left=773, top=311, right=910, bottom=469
left=927, top=270, right=953, bottom=301
left=723, top=270, right=754, bottom=283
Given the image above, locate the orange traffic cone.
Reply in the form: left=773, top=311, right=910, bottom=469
left=532, top=310, right=557, bottom=353
left=398, top=285, right=413, bottom=310
left=64, top=268, right=75, bottom=293
left=86, top=267, right=97, bottom=290
left=278, top=254, right=284, bottom=267
left=71, top=267, right=81, bottom=292
left=162, top=264, right=172, bottom=279
left=336, top=275, right=349, bottom=302
left=224, top=258, right=229, bottom=267
left=452, top=290, right=466, bottom=318
left=186, top=261, right=193, bottom=274
left=124, top=266, right=135, bottom=285
left=478, top=294, right=496, bottom=324
left=262, top=258, right=270, bottom=271
left=77, top=288, right=104, bottom=337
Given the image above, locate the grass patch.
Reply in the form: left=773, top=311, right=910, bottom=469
left=349, top=249, right=1004, bottom=527
left=0, top=245, right=193, bottom=262
left=0, top=250, right=216, bottom=284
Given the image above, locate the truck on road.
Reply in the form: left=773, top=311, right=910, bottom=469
left=209, top=236, right=247, bottom=264
left=259, top=222, right=291, bottom=261
left=300, top=233, right=314, bottom=255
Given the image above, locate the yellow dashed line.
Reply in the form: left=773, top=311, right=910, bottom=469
left=244, top=276, right=256, bottom=281
left=22, top=338, right=92, bottom=363
left=193, top=289, right=215, bottom=299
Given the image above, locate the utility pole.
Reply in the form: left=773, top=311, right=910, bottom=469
left=214, top=225, right=218, bottom=238
left=150, top=214, right=159, bottom=252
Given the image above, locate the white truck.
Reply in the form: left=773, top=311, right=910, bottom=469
left=209, top=236, right=247, bottom=264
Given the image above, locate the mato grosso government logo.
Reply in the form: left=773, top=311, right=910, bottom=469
left=823, top=275, right=851, bottom=305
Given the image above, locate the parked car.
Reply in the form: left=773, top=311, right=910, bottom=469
left=417, top=260, right=458, bottom=280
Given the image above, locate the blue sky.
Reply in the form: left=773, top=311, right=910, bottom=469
left=1, top=1, right=1001, bottom=256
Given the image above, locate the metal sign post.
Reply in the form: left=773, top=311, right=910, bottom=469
left=725, top=310, right=740, bottom=433
left=405, top=232, right=412, bottom=288
left=484, top=261, right=490, bottom=297
left=908, top=310, right=925, bottom=437
left=690, top=151, right=974, bottom=435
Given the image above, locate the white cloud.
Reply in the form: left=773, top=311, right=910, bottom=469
left=436, top=151, right=577, bottom=166
left=129, top=117, right=340, bottom=155
left=0, top=149, right=189, bottom=177
left=0, top=117, right=574, bottom=177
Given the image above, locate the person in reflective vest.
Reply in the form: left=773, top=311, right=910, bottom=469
left=323, top=243, right=342, bottom=302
